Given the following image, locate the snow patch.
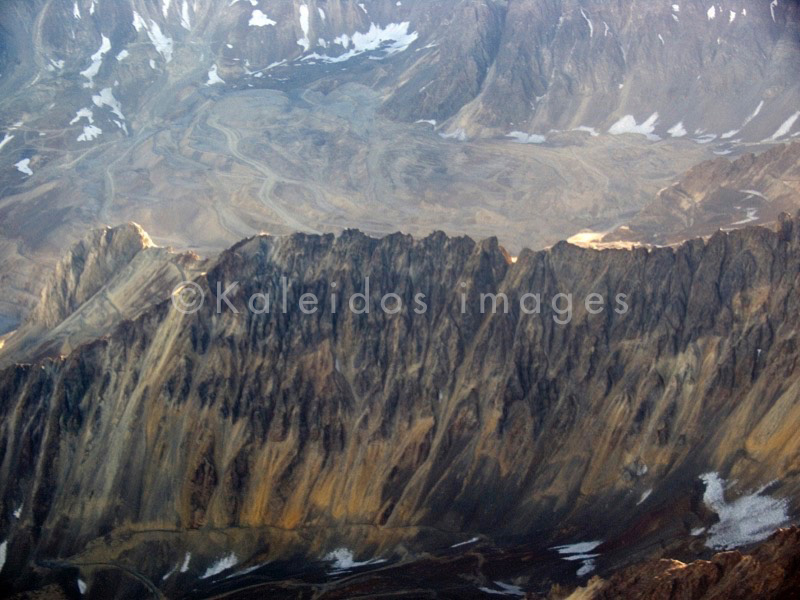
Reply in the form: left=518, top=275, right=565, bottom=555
left=552, top=540, right=602, bottom=555
left=637, top=489, right=652, bottom=505
left=116, top=49, right=129, bottom=61
left=161, top=563, right=178, bottom=581
left=206, top=64, right=225, bottom=85
left=223, top=563, right=265, bottom=580
left=451, top=536, right=479, bottom=548
left=0, top=541, right=6, bottom=572
left=13, top=505, right=22, bottom=519
left=250, top=9, right=276, bottom=27
left=73, top=1, right=81, bottom=19
left=580, top=8, right=593, bottom=37
left=720, top=129, right=739, bottom=139
left=0, top=133, right=15, bottom=152
left=77, top=579, right=87, bottom=595
left=672, top=4, right=680, bottom=11
left=297, top=4, right=311, bottom=51
left=478, top=582, right=525, bottom=596
left=576, top=560, right=596, bottom=577
left=180, top=0, right=192, bottom=30
left=78, top=125, right=103, bottom=141
left=742, top=100, right=764, bottom=128
left=608, top=113, right=660, bottom=140
left=318, top=7, right=326, bottom=21
left=707, top=6, right=716, bottom=20
left=132, top=13, right=174, bottom=62
left=324, top=548, right=386, bottom=574
left=729, top=10, right=736, bottom=23
left=162, top=0, right=171, bottom=19
left=693, top=133, right=717, bottom=144
left=691, top=527, right=706, bottom=536
left=80, top=35, right=112, bottom=87
left=658, top=33, right=665, bottom=45
left=303, top=22, right=418, bottom=63
left=769, top=111, right=800, bottom=140
left=770, top=0, right=778, bottom=22
left=740, top=189, right=767, bottom=201
left=201, top=553, right=238, bottom=579
left=92, top=87, right=125, bottom=121
left=358, top=2, right=368, bottom=14
left=180, top=552, right=191, bottom=572
left=668, top=122, right=687, bottom=137
left=506, top=131, right=546, bottom=144
left=14, top=158, right=33, bottom=176
left=700, top=472, right=789, bottom=550
left=552, top=540, right=601, bottom=578
left=732, top=208, right=759, bottom=225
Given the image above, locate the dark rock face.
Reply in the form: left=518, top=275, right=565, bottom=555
left=1, top=218, right=800, bottom=594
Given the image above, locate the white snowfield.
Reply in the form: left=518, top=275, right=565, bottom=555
left=15, top=158, right=33, bottom=175
left=303, top=22, right=418, bottom=63
left=769, top=111, right=800, bottom=141
left=699, top=472, right=789, bottom=550
left=133, top=12, right=174, bottom=63
left=80, top=35, right=111, bottom=87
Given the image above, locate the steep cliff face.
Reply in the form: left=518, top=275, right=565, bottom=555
left=0, top=218, right=799, bottom=596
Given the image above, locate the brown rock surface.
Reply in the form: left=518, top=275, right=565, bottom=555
left=556, top=526, right=800, bottom=600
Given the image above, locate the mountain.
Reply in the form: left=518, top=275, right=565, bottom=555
left=2, top=0, right=799, bottom=332
left=601, top=141, right=800, bottom=246
left=1, top=216, right=800, bottom=597
left=0, top=222, right=203, bottom=367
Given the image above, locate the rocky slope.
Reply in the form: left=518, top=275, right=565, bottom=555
left=603, top=141, right=800, bottom=246
left=554, top=526, right=800, bottom=600
left=1, top=217, right=799, bottom=597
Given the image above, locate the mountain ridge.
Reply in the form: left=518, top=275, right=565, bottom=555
left=1, top=216, right=800, bottom=595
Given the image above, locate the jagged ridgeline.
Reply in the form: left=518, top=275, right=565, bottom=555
left=1, top=217, right=800, bottom=595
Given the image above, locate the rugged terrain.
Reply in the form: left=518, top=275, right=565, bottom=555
left=602, top=141, right=800, bottom=246
left=1, top=0, right=799, bottom=330
left=1, top=216, right=799, bottom=597
left=556, top=526, right=800, bottom=600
